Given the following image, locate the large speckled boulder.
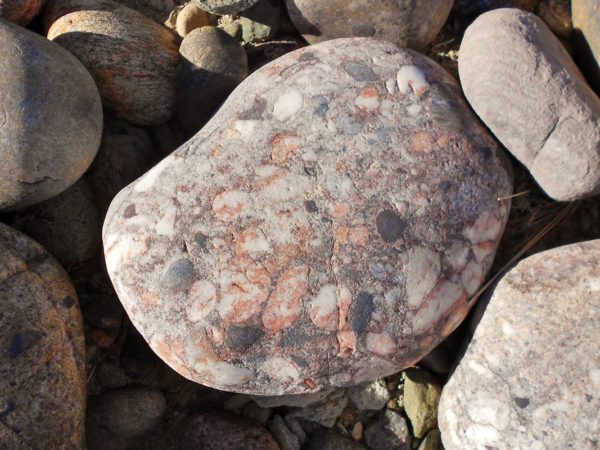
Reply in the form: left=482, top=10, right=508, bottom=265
left=0, top=0, right=44, bottom=24
left=459, top=9, right=600, bottom=201
left=439, top=240, right=600, bottom=449
left=194, top=0, right=259, bottom=15
left=0, top=223, right=86, bottom=447
left=0, top=19, right=102, bottom=212
left=285, top=0, right=453, bottom=50
left=103, top=38, right=512, bottom=395
left=573, top=0, right=600, bottom=93
left=46, top=0, right=180, bottom=126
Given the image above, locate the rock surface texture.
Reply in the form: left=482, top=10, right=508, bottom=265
left=459, top=9, right=600, bottom=201
left=194, top=0, right=259, bottom=15
left=573, top=0, right=600, bottom=92
left=46, top=0, right=180, bottom=126
left=285, top=0, right=453, bottom=49
left=0, top=0, right=44, bottom=25
left=0, top=19, right=102, bottom=211
left=0, top=223, right=86, bottom=448
left=103, top=38, right=512, bottom=395
left=438, top=240, right=600, bottom=450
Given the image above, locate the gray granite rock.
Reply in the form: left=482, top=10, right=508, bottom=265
left=0, top=19, right=102, bottom=212
left=46, top=0, right=180, bottom=126
left=0, top=223, right=86, bottom=447
left=288, top=389, right=348, bottom=427
left=269, top=415, right=300, bottom=450
left=403, top=368, right=442, bottom=438
left=0, top=0, right=44, bottom=24
left=459, top=9, right=600, bottom=201
left=348, top=378, right=390, bottom=411
left=194, top=0, right=259, bottom=14
left=177, top=26, right=248, bottom=134
left=11, top=177, right=101, bottom=266
left=103, top=38, right=513, bottom=395
left=285, top=0, right=453, bottom=50
left=364, top=409, right=411, bottom=450
left=438, top=240, right=600, bottom=450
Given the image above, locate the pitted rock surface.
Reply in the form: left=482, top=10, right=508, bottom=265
left=46, top=0, right=180, bottom=126
left=459, top=9, right=600, bottom=201
left=439, top=240, right=600, bottom=450
left=0, top=223, right=86, bottom=447
left=103, top=38, right=512, bottom=395
left=0, top=0, right=44, bottom=25
left=285, top=0, right=453, bottom=50
left=194, top=0, right=260, bottom=15
left=0, top=18, right=102, bottom=212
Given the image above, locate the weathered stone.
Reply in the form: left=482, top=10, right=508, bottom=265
left=288, top=389, right=348, bottom=427
left=285, top=0, right=453, bottom=50
left=194, top=0, right=259, bottom=14
left=177, top=26, right=248, bottom=134
left=348, top=378, right=390, bottom=411
left=269, top=415, right=300, bottom=450
left=0, top=223, right=86, bottom=447
left=459, top=9, right=600, bottom=201
left=0, top=0, right=44, bottom=25
left=46, top=0, right=180, bottom=126
left=251, top=390, right=333, bottom=408
left=307, top=429, right=367, bottom=450
left=536, top=0, right=572, bottom=38
left=403, top=368, right=442, bottom=438
left=242, top=402, right=272, bottom=425
left=183, top=412, right=280, bottom=449
left=454, top=0, right=538, bottom=16
left=118, top=0, right=186, bottom=23
left=103, top=38, right=512, bottom=395
left=11, top=178, right=101, bottom=266
left=438, top=240, right=600, bottom=450
left=573, top=0, right=600, bottom=93
left=220, top=0, right=280, bottom=43
left=0, top=19, right=102, bottom=212
left=364, top=409, right=411, bottom=450
left=86, top=385, right=167, bottom=450
left=176, top=1, right=210, bottom=36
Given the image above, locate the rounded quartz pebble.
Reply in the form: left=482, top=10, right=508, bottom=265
left=46, top=0, right=180, bottom=126
left=0, top=19, right=102, bottom=212
left=103, top=38, right=513, bottom=395
left=438, top=240, right=600, bottom=449
left=459, top=9, right=600, bottom=201
left=284, top=0, right=453, bottom=50
left=183, top=412, right=279, bottom=449
left=193, top=0, right=259, bottom=15
left=0, top=0, right=44, bottom=25
left=0, top=223, right=85, bottom=447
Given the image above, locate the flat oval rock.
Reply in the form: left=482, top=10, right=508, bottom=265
left=46, top=0, right=180, bottom=126
left=284, top=0, right=453, bottom=50
left=0, top=0, right=44, bottom=25
left=0, top=223, right=86, bottom=447
left=0, top=18, right=102, bottom=211
left=438, top=240, right=600, bottom=449
left=103, top=38, right=513, bottom=395
left=193, top=0, right=260, bottom=15
left=459, top=9, right=600, bottom=201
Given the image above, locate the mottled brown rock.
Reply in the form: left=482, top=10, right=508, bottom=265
left=439, top=240, right=600, bottom=449
left=177, top=26, right=248, bottom=134
left=573, top=0, right=600, bottom=93
left=459, top=9, right=600, bottom=201
left=0, top=223, right=86, bottom=447
left=194, top=0, right=259, bottom=15
left=103, top=38, right=512, bottom=395
left=0, top=0, right=44, bottom=25
left=183, top=412, right=280, bottom=449
left=46, top=0, right=180, bottom=126
left=0, top=18, right=102, bottom=212
left=285, top=0, right=453, bottom=50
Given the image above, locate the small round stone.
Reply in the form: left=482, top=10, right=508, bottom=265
left=176, top=2, right=210, bottom=37
left=0, top=223, right=85, bottom=447
left=0, top=0, right=44, bottom=24
left=0, top=19, right=102, bottom=211
left=103, top=38, right=512, bottom=395
left=194, top=0, right=259, bottom=15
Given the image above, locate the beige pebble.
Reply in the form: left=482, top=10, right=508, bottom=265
left=176, top=3, right=211, bottom=37
left=352, top=422, right=364, bottom=441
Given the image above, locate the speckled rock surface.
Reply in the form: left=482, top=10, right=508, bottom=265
left=175, top=2, right=210, bottom=36
left=11, top=177, right=101, bottom=266
left=0, top=19, right=102, bottom=212
left=0, top=0, right=44, bottom=25
left=454, top=0, right=538, bottom=16
left=459, top=9, right=600, bottom=201
left=118, top=0, right=186, bottom=23
left=438, top=240, right=600, bottom=450
left=364, top=409, right=411, bottom=450
left=103, top=38, right=513, bottom=395
left=403, top=368, right=442, bottom=438
left=573, top=0, right=600, bottom=92
left=285, top=0, right=453, bottom=50
left=183, top=412, right=280, bottom=449
left=46, top=0, right=180, bottom=126
left=177, top=26, right=248, bottom=134
left=0, top=223, right=86, bottom=448
left=194, top=0, right=259, bottom=15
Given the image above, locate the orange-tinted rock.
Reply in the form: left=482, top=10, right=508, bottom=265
left=0, top=0, right=44, bottom=25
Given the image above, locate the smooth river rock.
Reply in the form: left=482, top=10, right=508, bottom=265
left=103, top=38, right=513, bottom=395
left=0, top=223, right=86, bottom=447
left=285, top=0, right=453, bottom=50
left=438, top=240, right=600, bottom=449
left=0, top=18, right=102, bottom=212
left=459, top=9, right=600, bottom=201
left=0, top=0, right=44, bottom=25
left=46, top=0, right=180, bottom=126
left=194, top=0, right=260, bottom=15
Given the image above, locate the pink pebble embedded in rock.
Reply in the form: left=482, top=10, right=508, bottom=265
left=103, top=38, right=513, bottom=395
